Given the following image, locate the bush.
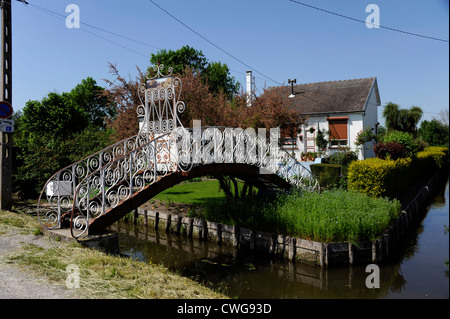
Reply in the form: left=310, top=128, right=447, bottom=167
left=374, top=141, right=408, bottom=160
left=417, top=147, right=449, bottom=169
left=326, top=149, right=358, bottom=166
left=347, top=157, right=411, bottom=198
left=310, top=164, right=343, bottom=189
left=348, top=146, right=448, bottom=198
left=381, top=131, right=419, bottom=158
left=418, top=119, right=449, bottom=146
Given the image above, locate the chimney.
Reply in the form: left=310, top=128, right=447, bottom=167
left=246, top=70, right=254, bottom=106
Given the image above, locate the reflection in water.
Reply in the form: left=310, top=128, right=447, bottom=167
left=109, top=178, right=449, bottom=299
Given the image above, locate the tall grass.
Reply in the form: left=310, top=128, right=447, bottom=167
left=203, top=190, right=401, bottom=243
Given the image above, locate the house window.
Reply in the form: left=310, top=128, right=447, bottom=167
left=328, top=117, right=348, bottom=148
left=281, top=137, right=297, bottom=148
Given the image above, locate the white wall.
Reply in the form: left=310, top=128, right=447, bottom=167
left=295, top=113, right=368, bottom=160
left=361, top=86, right=380, bottom=159
left=348, top=113, right=364, bottom=160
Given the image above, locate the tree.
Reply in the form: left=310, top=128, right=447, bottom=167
left=150, top=46, right=208, bottom=75
left=150, top=45, right=240, bottom=99
left=14, top=78, right=114, bottom=197
left=383, top=102, right=400, bottom=131
left=203, top=61, right=240, bottom=101
left=17, top=92, right=88, bottom=140
left=68, top=77, right=116, bottom=128
left=418, top=119, right=449, bottom=146
left=403, top=106, right=423, bottom=135
left=382, top=102, right=423, bottom=135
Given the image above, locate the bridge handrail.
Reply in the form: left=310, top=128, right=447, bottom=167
left=70, top=131, right=174, bottom=237
left=69, top=126, right=319, bottom=237
left=36, top=132, right=153, bottom=229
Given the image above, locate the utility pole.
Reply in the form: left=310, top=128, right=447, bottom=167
left=0, top=0, right=13, bottom=210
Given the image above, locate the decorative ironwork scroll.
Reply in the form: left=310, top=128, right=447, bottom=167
left=36, top=133, right=152, bottom=229
left=137, top=64, right=185, bottom=136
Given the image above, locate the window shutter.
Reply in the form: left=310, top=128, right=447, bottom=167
left=328, top=117, right=348, bottom=140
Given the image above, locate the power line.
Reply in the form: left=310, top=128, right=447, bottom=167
left=287, top=0, right=449, bottom=43
left=27, top=2, right=161, bottom=53
left=24, top=2, right=278, bottom=90
left=146, top=0, right=283, bottom=86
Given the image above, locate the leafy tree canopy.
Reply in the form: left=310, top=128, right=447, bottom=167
left=418, top=119, right=449, bottom=146
left=14, top=77, right=114, bottom=197
left=382, top=102, right=423, bottom=135
left=149, top=45, right=240, bottom=99
left=68, top=77, right=116, bottom=128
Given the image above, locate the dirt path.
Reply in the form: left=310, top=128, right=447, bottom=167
left=0, top=230, right=74, bottom=299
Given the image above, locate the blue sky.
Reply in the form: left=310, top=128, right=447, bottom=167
left=10, top=0, right=449, bottom=125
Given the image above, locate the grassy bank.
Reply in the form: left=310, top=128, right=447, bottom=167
left=0, top=209, right=227, bottom=299
left=153, top=179, right=226, bottom=205
left=199, top=189, right=402, bottom=243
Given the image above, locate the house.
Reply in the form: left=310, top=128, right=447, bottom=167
left=265, top=77, right=381, bottom=160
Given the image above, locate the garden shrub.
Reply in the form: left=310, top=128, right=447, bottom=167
left=326, top=149, right=358, bottom=166
left=381, top=130, right=419, bottom=158
left=417, top=147, right=449, bottom=169
left=310, top=164, right=342, bottom=189
left=374, top=141, right=408, bottom=160
left=347, top=157, right=411, bottom=198
left=348, top=146, right=448, bottom=198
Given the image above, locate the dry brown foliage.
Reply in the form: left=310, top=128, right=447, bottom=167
left=104, top=64, right=303, bottom=140
left=103, top=63, right=143, bottom=142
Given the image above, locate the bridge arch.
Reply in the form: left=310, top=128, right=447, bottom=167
left=86, top=163, right=291, bottom=233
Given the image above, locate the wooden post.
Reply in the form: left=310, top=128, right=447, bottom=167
left=144, top=209, right=148, bottom=226
left=165, top=213, right=171, bottom=233
left=133, top=208, right=138, bottom=224
left=154, top=212, right=159, bottom=230
left=233, top=225, right=240, bottom=247
left=348, top=242, right=354, bottom=265
left=288, top=237, right=296, bottom=261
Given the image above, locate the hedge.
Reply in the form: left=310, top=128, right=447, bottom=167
left=347, top=147, right=448, bottom=198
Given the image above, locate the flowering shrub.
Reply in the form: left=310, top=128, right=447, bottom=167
left=355, top=127, right=376, bottom=146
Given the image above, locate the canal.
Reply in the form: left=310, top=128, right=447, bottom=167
left=109, top=178, right=449, bottom=299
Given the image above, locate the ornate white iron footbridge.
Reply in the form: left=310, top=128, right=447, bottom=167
left=37, top=65, right=319, bottom=238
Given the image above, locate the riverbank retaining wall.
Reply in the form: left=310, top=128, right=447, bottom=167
left=135, top=170, right=448, bottom=267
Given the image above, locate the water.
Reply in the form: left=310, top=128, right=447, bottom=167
left=110, top=178, right=449, bottom=299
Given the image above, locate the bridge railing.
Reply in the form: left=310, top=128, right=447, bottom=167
left=69, top=126, right=319, bottom=237
left=36, top=133, right=154, bottom=229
